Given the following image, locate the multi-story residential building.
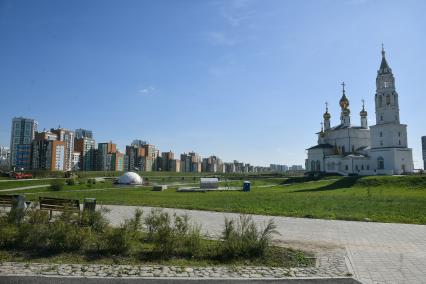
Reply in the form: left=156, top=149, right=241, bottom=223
left=72, top=152, right=81, bottom=171
left=51, top=128, right=74, bottom=171
left=75, top=128, right=93, bottom=139
left=143, top=144, right=157, bottom=172
left=31, top=131, right=66, bottom=171
left=74, top=137, right=96, bottom=171
left=10, top=117, right=38, bottom=170
left=169, top=159, right=180, bottom=172
left=131, top=139, right=147, bottom=147
left=202, top=155, right=223, bottom=173
left=0, top=146, right=10, bottom=168
left=126, top=145, right=146, bottom=171
left=289, top=165, right=304, bottom=171
left=96, top=142, right=117, bottom=171
left=422, top=136, right=426, bottom=170
left=180, top=152, right=202, bottom=173
left=111, top=152, right=125, bottom=171
left=159, top=151, right=174, bottom=171
left=270, top=164, right=289, bottom=172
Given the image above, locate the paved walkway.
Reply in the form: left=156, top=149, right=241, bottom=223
left=103, top=205, right=426, bottom=284
left=0, top=184, right=49, bottom=192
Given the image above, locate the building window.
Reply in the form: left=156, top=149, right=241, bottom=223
left=345, top=165, right=348, bottom=171
left=398, top=132, right=401, bottom=137
left=380, top=115, right=383, bottom=121
left=361, top=165, right=364, bottom=170
left=386, top=94, right=391, bottom=105
left=399, top=140, right=401, bottom=146
left=380, top=141, right=383, bottom=146
left=380, top=132, right=383, bottom=137
left=378, top=95, right=383, bottom=107
left=377, top=157, right=384, bottom=170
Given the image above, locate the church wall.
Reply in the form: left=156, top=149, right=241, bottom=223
left=370, top=124, right=408, bottom=148
left=324, top=128, right=370, bottom=154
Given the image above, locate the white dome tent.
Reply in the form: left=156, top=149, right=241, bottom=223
left=116, top=172, right=143, bottom=185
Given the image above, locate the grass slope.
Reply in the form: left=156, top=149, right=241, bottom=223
left=2, top=176, right=425, bottom=224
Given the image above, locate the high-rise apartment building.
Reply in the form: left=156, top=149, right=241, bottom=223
left=422, top=136, right=426, bottom=170
left=180, top=152, right=202, bottom=173
left=96, top=142, right=117, bottom=171
left=51, top=128, right=74, bottom=171
left=0, top=146, right=10, bottom=168
left=74, top=137, right=96, bottom=171
left=126, top=145, right=146, bottom=171
left=202, top=155, right=223, bottom=173
left=75, top=129, right=93, bottom=139
left=31, top=131, right=66, bottom=171
left=143, top=144, right=156, bottom=172
left=10, top=117, right=38, bottom=170
left=159, top=151, right=174, bottom=171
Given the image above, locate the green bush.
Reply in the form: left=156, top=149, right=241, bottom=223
left=50, top=179, right=64, bottom=191
left=81, top=207, right=110, bottom=233
left=104, top=227, right=131, bottom=255
left=66, top=178, right=76, bottom=186
left=219, top=215, right=278, bottom=259
left=144, top=209, right=203, bottom=258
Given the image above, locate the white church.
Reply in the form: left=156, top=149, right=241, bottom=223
left=306, top=47, right=414, bottom=176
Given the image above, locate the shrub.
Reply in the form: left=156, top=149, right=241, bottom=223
left=104, top=227, right=131, bottom=255
left=219, top=215, right=278, bottom=259
left=81, top=207, right=110, bottom=233
left=122, top=209, right=143, bottom=238
left=144, top=209, right=203, bottom=258
left=50, top=179, right=64, bottom=191
left=66, top=178, right=76, bottom=186
left=0, top=223, right=19, bottom=248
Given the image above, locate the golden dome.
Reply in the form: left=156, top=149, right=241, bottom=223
left=339, top=94, right=349, bottom=109
left=323, top=111, right=331, bottom=119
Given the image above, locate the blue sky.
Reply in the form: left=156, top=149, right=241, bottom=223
left=0, top=0, right=425, bottom=168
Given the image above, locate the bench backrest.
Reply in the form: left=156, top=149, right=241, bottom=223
left=0, top=195, right=13, bottom=207
left=39, top=197, right=80, bottom=212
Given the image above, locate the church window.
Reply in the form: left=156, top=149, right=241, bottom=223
left=377, top=157, right=384, bottom=170
left=380, top=141, right=383, bottom=146
left=311, top=161, right=315, bottom=171
left=386, top=94, right=391, bottom=105
left=367, top=165, right=370, bottom=170
left=380, top=115, right=383, bottom=121
left=361, top=165, right=364, bottom=170
left=380, top=132, right=383, bottom=137
left=356, top=165, right=359, bottom=171
left=378, top=95, right=383, bottom=107
left=399, top=140, right=401, bottom=146
left=398, top=132, right=401, bottom=137
left=345, top=165, right=348, bottom=171
left=316, top=161, right=321, bottom=171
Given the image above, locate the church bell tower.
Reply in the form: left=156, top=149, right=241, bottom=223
left=375, top=45, right=400, bottom=124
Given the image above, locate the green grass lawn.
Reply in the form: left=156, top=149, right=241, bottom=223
left=2, top=175, right=426, bottom=224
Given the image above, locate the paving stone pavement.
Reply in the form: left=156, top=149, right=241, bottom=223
left=103, top=205, right=426, bottom=284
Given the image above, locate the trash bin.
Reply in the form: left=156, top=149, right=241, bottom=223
left=243, top=181, right=251, bottom=192
left=12, top=195, right=26, bottom=210
left=83, top=198, right=96, bottom=212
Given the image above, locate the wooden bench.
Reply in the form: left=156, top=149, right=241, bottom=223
left=0, top=194, right=28, bottom=209
left=0, top=194, right=14, bottom=208
left=39, top=197, right=80, bottom=219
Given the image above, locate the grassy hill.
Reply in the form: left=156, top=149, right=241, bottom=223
left=1, top=175, right=425, bottom=224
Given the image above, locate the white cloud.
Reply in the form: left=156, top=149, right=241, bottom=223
left=138, top=86, right=156, bottom=95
